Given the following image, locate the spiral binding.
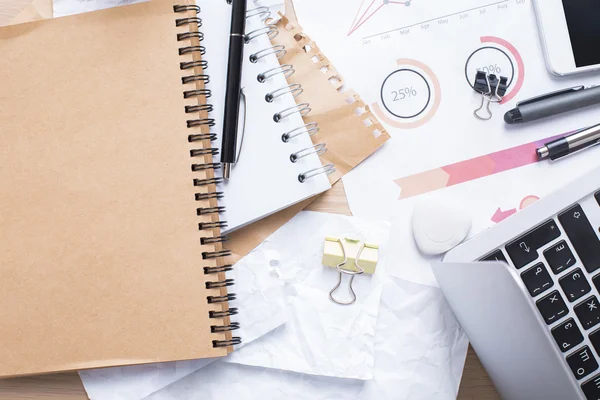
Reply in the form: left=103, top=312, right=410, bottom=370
left=179, top=45, right=206, bottom=56
left=298, top=164, right=336, bottom=183
left=204, top=264, right=233, bottom=274
left=207, top=293, right=236, bottom=304
left=206, top=278, right=235, bottom=289
left=265, top=84, right=303, bottom=103
left=245, top=8, right=335, bottom=183
left=209, top=308, right=238, bottom=318
left=249, top=45, right=287, bottom=63
left=246, top=6, right=270, bottom=20
left=175, top=4, right=239, bottom=349
left=181, top=59, right=208, bottom=70
left=282, top=122, right=318, bottom=143
left=188, top=133, right=217, bottom=142
left=197, top=206, right=226, bottom=216
left=186, top=104, right=214, bottom=113
left=182, top=74, right=210, bottom=84
left=290, top=143, right=327, bottom=163
left=257, top=64, right=294, bottom=83
left=201, top=235, right=230, bottom=245
left=184, top=88, right=211, bottom=99
left=194, top=177, right=223, bottom=186
left=245, top=24, right=278, bottom=43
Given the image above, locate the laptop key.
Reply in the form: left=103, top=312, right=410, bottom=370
left=544, top=240, right=576, bottom=274
left=589, top=328, right=600, bottom=355
left=505, top=220, right=561, bottom=269
left=593, top=274, right=600, bottom=293
left=560, top=268, right=592, bottom=302
left=536, top=290, right=568, bottom=325
left=596, top=191, right=600, bottom=206
left=575, top=296, right=600, bottom=330
left=567, top=346, right=598, bottom=380
left=480, top=249, right=507, bottom=263
left=558, top=205, right=600, bottom=273
left=582, top=373, right=600, bottom=400
left=521, top=263, right=553, bottom=296
left=552, top=318, right=584, bottom=353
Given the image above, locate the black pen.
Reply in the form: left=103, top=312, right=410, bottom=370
left=504, top=85, right=600, bottom=124
left=536, top=124, right=600, bottom=160
left=221, top=0, right=247, bottom=179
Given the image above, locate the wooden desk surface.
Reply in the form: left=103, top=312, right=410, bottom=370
left=0, top=181, right=500, bottom=399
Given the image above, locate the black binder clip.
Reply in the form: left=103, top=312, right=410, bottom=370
left=473, top=71, right=509, bottom=121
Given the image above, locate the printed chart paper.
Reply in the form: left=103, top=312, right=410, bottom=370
left=294, top=0, right=600, bottom=219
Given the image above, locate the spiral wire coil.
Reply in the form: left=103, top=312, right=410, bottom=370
left=173, top=3, right=337, bottom=348
left=246, top=9, right=335, bottom=183
left=175, top=4, right=240, bottom=349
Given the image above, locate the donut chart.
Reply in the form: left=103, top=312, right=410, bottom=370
left=465, top=36, right=525, bottom=104
left=372, top=59, right=441, bottom=129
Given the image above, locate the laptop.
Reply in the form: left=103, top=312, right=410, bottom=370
left=435, top=166, right=600, bottom=400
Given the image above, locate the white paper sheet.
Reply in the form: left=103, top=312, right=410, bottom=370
left=386, top=156, right=600, bottom=287
left=292, top=0, right=600, bottom=220
left=225, top=211, right=389, bottom=380
left=79, top=235, right=287, bottom=400
left=292, top=0, right=600, bottom=289
left=361, top=276, right=468, bottom=399
left=148, top=362, right=364, bottom=400
left=146, top=275, right=468, bottom=400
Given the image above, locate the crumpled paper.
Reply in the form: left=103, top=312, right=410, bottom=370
left=146, top=276, right=468, bottom=400
left=79, top=244, right=287, bottom=400
left=365, top=277, right=468, bottom=399
left=225, top=211, right=389, bottom=380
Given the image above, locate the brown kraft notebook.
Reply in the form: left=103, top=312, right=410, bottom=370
left=0, top=0, right=236, bottom=377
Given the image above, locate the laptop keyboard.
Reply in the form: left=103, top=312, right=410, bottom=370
left=482, top=191, right=600, bottom=399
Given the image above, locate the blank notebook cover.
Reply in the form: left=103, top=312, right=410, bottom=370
left=0, top=0, right=237, bottom=377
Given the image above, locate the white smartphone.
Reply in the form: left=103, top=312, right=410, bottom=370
left=533, top=0, right=600, bottom=76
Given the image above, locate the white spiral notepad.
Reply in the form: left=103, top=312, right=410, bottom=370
left=199, top=0, right=333, bottom=233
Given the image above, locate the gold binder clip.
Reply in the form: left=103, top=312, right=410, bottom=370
left=327, top=238, right=366, bottom=306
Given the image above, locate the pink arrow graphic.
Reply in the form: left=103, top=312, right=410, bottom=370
left=491, top=207, right=517, bottom=223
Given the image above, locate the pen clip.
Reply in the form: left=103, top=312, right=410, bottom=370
left=517, top=86, right=585, bottom=106
left=234, top=87, right=247, bottom=164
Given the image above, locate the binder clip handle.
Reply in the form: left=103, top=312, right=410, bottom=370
left=474, top=96, right=493, bottom=120
left=328, top=239, right=366, bottom=306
